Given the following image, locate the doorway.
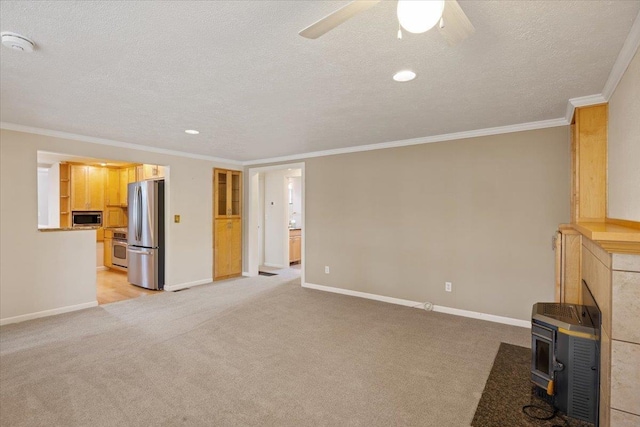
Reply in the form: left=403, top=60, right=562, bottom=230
left=36, top=151, right=170, bottom=304
left=247, top=163, right=305, bottom=283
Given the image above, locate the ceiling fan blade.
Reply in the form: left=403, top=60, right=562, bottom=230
left=299, top=0, right=383, bottom=39
left=438, top=0, right=475, bottom=46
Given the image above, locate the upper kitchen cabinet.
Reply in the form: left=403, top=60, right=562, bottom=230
left=71, top=165, right=105, bottom=211
left=214, top=169, right=242, bottom=219
left=106, top=168, right=120, bottom=207
left=137, top=164, right=165, bottom=181
left=119, top=166, right=136, bottom=205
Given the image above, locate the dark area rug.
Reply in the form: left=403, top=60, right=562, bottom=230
left=472, top=343, right=594, bottom=427
left=258, top=271, right=277, bottom=276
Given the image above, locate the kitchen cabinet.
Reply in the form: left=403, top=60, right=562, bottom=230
left=214, top=168, right=242, bottom=219
left=137, top=164, right=164, bottom=181
left=104, top=229, right=113, bottom=268
left=289, top=229, right=301, bottom=264
left=59, top=163, right=71, bottom=227
left=106, top=168, right=120, bottom=206
left=213, top=168, right=242, bottom=280
left=214, top=219, right=242, bottom=280
left=70, top=165, right=105, bottom=211
left=119, top=166, right=136, bottom=206
left=104, top=207, right=123, bottom=228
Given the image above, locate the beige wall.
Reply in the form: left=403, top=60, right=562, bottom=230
left=608, top=48, right=640, bottom=221
left=302, top=126, right=570, bottom=321
left=0, top=129, right=238, bottom=322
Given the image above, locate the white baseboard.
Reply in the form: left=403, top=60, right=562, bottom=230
left=302, top=282, right=530, bottom=329
left=0, top=301, right=98, bottom=326
left=164, top=278, right=212, bottom=292
left=432, top=305, right=531, bottom=328
left=302, top=282, right=420, bottom=307
left=242, top=272, right=252, bottom=277
left=263, top=263, right=286, bottom=269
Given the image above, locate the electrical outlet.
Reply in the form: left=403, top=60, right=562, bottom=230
left=445, top=282, right=452, bottom=292
left=325, top=266, right=330, bottom=274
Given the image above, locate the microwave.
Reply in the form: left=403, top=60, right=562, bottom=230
left=72, top=211, right=102, bottom=227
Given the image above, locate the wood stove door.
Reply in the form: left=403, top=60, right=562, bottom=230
left=531, top=323, right=555, bottom=392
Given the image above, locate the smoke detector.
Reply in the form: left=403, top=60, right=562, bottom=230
left=1, top=32, right=35, bottom=52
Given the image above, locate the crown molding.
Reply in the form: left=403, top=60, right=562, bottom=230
left=602, top=9, right=640, bottom=101
left=0, top=122, right=241, bottom=165
left=564, top=94, right=608, bottom=123
left=242, top=117, right=568, bottom=166
left=562, top=11, right=639, bottom=124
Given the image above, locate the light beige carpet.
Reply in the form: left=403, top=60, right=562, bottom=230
left=0, top=274, right=529, bottom=426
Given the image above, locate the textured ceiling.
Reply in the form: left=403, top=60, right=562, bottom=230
left=1, top=1, right=639, bottom=161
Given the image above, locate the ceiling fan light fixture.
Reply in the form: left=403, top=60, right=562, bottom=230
left=393, top=70, right=416, bottom=82
left=397, top=0, right=445, bottom=34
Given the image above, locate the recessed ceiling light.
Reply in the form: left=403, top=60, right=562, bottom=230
left=185, top=129, right=199, bottom=135
left=393, top=70, right=416, bottom=82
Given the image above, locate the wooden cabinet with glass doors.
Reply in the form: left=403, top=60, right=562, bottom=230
left=213, top=169, right=242, bottom=280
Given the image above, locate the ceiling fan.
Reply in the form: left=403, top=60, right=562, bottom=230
left=299, top=0, right=475, bottom=46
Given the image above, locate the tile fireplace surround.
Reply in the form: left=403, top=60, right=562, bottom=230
left=581, top=238, right=640, bottom=426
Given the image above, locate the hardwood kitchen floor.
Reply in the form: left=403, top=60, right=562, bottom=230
left=96, top=269, right=159, bottom=305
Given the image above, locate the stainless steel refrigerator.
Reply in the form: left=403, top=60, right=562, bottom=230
left=127, top=179, right=165, bottom=290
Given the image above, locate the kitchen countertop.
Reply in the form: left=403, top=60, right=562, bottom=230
left=38, top=226, right=100, bottom=232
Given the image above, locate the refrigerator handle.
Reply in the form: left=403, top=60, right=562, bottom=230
left=136, top=186, right=142, bottom=241
left=127, top=247, right=153, bottom=256
left=133, top=186, right=138, bottom=241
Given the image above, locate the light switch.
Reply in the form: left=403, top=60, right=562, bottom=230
left=174, top=215, right=180, bottom=223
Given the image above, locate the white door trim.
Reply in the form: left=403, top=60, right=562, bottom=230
left=246, top=162, right=305, bottom=285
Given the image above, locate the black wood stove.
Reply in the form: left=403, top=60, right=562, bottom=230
left=530, top=281, right=601, bottom=425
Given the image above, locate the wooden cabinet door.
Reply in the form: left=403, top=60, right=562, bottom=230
left=105, top=207, right=122, bottom=227
left=106, top=169, right=120, bottom=206
left=292, top=237, right=301, bottom=263
left=119, top=168, right=128, bottom=205
left=71, top=165, right=104, bottom=211
left=289, top=237, right=296, bottom=264
left=136, top=164, right=164, bottom=181
left=104, top=238, right=113, bottom=268
left=229, top=171, right=242, bottom=218
left=228, top=219, right=242, bottom=275
left=572, top=105, right=607, bottom=222
left=214, top=220, right=229, bottom=278
left=214, top=169, right=242, bottom=219
left=214, top=219, right=242, bottom=279
left=214, top=169, right=229, bottom=218
left=88, top=167, right=105, bottom=211
left=70, top=165, right=84, bottom=210
left=128, top=166, right=136, bottom=183
left=70, top=165, right=89, bottom=210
